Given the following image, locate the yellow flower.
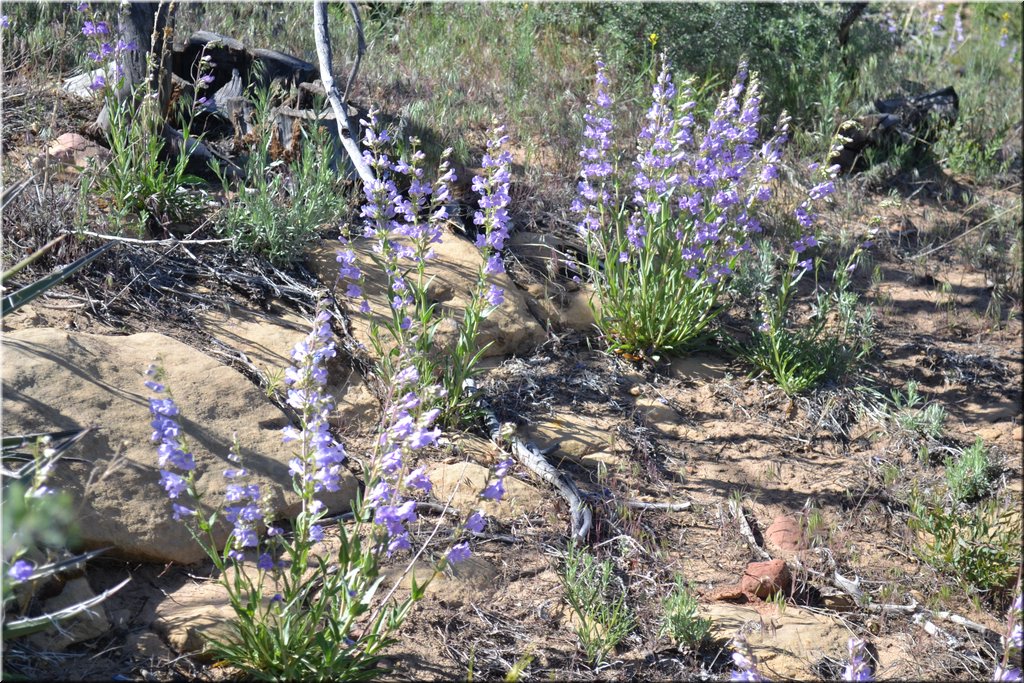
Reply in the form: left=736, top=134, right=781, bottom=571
left=1002, top=12, right=1010, bottom=23
left=648, top=32, right=659, bottom=47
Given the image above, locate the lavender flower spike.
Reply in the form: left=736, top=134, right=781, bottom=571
left=843, top=638, right=873, bottom=681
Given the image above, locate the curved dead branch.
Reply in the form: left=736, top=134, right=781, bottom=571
left=470, top=383, right=592, bottom=542
left=312, top=0, right=375, bottom=186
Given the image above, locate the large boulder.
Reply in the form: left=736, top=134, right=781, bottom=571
left=306, top=234, right=546, bottom=359
left=1, top=328, right=358, bottom=564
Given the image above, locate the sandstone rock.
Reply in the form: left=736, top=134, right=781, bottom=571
left=384, top=555, right=500, bottom=606
left=34, top=133, right=110, bottom=176
left=1, top=328, right=358, bottom=564
left=635, top=396, right=686, bottom=439
left=740, top=559, right=791, bottom=600
left=765, top=516, right=805, bottom=554
left=152, top=579, right=238, bottom=656
left=126, top=630, right=174, bottom=661
left=27, top=577, right=110, bottom=651
left=702, top=602, right=848, bottom=679
left=523, top=283, right=597, bottom=334
left=306, top=236, right=546, bottom=359
left=426, top=461, right=547, bottom=522
left=521, top=410, right=618, bottom=459
left=669, top=354, right=733, bottom=382
left=196, top=302, right=379, bottom=429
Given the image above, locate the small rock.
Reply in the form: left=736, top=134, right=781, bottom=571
left=740, top=559, right=791, bottom=600
left=152, top=579, right=240, bottom=657
left=1013, top=424, right=1023, bottom=442
left=126, top=631, right=173, bottom=661
left=35, top=133, right=110, bottom=175
left=383, top=555, right=500, bottom=606
left=28, top=577, right=110, bottom=651
left=765, top=516, right=804, bottom=554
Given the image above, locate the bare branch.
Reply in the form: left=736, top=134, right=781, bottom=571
left=341, top=1, right=365, bottom=103
left=471, top=382, right=593, bottom=542
left=312, top=0, right=375, bottom=187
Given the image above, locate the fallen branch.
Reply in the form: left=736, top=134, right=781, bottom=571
left=865, top=600, right=1003, bottom=639
left=312, top=0, right=375, bottom=186
left=470, top=384, right=592, bottom=542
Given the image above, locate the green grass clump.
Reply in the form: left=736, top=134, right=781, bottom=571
left=559, top=543, right=634, bottom=666
left=216, top=88, right=344, bottom=264
left=944, top=438, right=994, bottom=504
left=659, top=576, right=711, bottom=651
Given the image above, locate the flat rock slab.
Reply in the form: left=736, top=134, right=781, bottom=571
left=702, top=603, right=848, bottom=680
left=196, top=302, right=378, bottom=429
left=2, top=328, right=358, bottom=564
left=521, top=409, right=620, bottom=459
left=306, top=235, right=546, bottom=359
left=384, top=555, right=500, bottom=607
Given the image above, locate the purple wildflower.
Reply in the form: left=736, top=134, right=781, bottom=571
left=485, top=285, right=505, bottom=308
left=465, top=510, right=486, bottom=533
left=90, top=75, right=106, bottom=91
left=446, top=541, right=471, bottom=565
left=404, top=466, right=433, bottom=493
left=843, top=638, right=873, bottom=681
left=730, top=635, right=768, bottom=681
left=572, top=59, right=615, bottom=236
left=7, top=559, right=35, bottom=583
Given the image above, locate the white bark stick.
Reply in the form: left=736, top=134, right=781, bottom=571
left=312, top=1, right=375, bottom=186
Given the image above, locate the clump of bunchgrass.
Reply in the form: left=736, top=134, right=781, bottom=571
left=559, top=542, right=634, bottom=666
left=658, top=575, right=710, bottom=651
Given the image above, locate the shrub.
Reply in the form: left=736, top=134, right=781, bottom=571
left=908, top=492, right=1021, bottom=597
left=216, top=85, right=344, bottom=264
left=559, top=543, right=634, bottom=665
left=944, top=438, right=994, bottom=504
left=659, top=575, right=711, bottom=651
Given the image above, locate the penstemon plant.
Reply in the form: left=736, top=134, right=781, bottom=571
left=337, top=113, right=511, bottom=427
left=75, top=1, right=205, bottom=234
left=145, top=302, right=516, bottom=680
left=737, top=162, right=875, bottom=394
left=574, top=56, right=789, bottom=357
